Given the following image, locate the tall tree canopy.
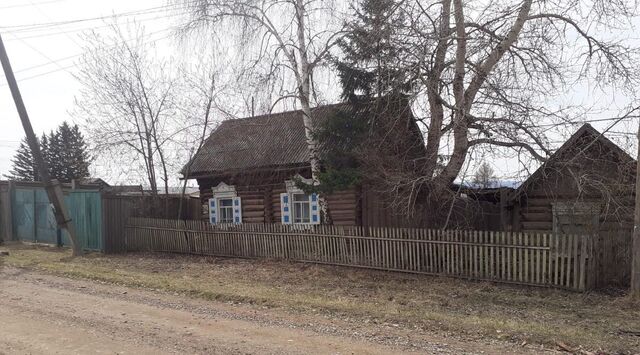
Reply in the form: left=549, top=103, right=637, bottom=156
left=5, top=122, right=91, bottom=182
left=332, top=0, right=640, bottom=211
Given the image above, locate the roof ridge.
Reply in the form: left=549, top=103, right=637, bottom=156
left=220, top=102, right=350, bottom=125
left=513, top=122, right=635, bottom=198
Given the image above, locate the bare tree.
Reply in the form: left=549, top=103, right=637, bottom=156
left=177, top=54, right=227, bottom=219
left=472, top=162, right=497, bottom=189
left=177, top=0, right=345, bottom=222
left=74, top=25, right=182, bottom=197
left=342, top=0, right=640, bottom=213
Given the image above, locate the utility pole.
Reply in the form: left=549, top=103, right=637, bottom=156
left=0, top=34, right=82, bottom=257
left=632, top=120, right=640, bottom=296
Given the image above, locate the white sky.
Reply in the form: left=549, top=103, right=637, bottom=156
left=0, top=0, right=639, bottom=186
left=0, top=0, right=177, bottom=184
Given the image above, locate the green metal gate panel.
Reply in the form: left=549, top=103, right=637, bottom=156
left=64, top=191, right=102, bottom=251
left=11, top=186, right=103, bottom=251
left=35, top=189, right=58, bottom=244
left=12, top=188, right=36, bottom=242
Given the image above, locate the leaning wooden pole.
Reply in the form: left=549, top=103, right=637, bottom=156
left=632, top=121, right=640, bottom=296
left=0, top=34, right=82, bottom=256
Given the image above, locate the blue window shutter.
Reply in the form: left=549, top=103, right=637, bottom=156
left=280, top=193, right=291, bottom=224
left=310, top=193, right=320, bottom=224
left=232, top=197, right=242, bottom=224
left=208, top=198, right=217, bottom=225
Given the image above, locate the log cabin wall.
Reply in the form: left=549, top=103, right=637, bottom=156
left=514, top=138, right=635, bottom=234
left=196, top=167, right=360, bottom=225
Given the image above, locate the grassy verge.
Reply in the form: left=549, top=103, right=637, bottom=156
left=2, top=244, right=639, bottom=353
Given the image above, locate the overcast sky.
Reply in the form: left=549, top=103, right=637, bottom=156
left=0, top=0, right=178, bottom=183
left=0, top=0, right=639, bottom=186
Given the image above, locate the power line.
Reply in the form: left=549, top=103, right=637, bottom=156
left=4, top=10, right=188, bottom=43
left=0, top=30, right=175, bottom=85
left=0, top=4, right=185, bottom=34
left=0, top=0, right=65, bottom=10
left=8, top=27, right=175, bottom=76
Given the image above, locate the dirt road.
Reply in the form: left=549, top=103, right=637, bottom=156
left=0, top=267, right=546, bottom=354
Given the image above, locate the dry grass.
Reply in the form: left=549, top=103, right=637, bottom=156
left=2, top=243, right=640, bottom=353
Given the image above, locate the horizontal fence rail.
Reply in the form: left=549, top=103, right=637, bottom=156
left=124, top=218, right=595, bottom=291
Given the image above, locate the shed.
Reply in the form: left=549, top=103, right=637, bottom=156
left=511, top=123, right=635, bottom=234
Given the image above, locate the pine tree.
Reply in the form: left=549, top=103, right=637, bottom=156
left=5, top=137, right=39, bottom=181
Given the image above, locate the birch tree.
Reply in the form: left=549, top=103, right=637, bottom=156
left=178, top=0, right=344, bottom=221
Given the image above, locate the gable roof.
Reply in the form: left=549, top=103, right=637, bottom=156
left=514, top=123, right=635, bottom=197
left=185, top=99, right=422, bottom=178
left=185, top=103, right=352, bottom=178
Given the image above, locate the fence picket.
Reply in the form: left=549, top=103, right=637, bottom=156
left=122, top=218, right=594, bottom=291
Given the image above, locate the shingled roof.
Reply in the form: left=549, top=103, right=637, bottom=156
left=514, top=123, right=636, bottom=197
left=185, top=103, right=353, bottom=178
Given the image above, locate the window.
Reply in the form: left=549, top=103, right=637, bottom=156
left=218, top=198, right=234, bottom=224
left=281, top=176, right=320, bottom=225
left=292, top=193, right=311, bottom=224
left=553, top=202, right=600, bottom=235
left=209, top=182, right=242, bottom=225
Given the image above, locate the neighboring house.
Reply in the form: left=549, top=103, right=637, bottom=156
left=509, top=123, right=636, bottom=235
left=184, top=100, right=426, bottom=226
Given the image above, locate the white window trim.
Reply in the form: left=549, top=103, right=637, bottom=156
left=209, top=182, right=242, bottom=225
left=282, top=175, right=320, bottom=226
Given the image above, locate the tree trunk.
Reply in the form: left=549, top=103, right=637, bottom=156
left=295, top=0, right=331, bottom=223
left=631, top=122, right=640, bottom=296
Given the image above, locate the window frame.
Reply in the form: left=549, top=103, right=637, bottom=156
left=209, top=182, right=242, bottom=225
left=292, top=193, right=311, bottom=224
left=282, top=175, right=320, bottom=225
left=217, top=198, right=235, bottom=224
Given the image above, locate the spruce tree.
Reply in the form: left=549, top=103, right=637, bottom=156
left=50, top=122, right=91, bottom=182
left=336, top=0, right=408, bottom=99
left=6, top=122, right=92, bottom=183
left=5, top=137, right=39, bottom=181
left=310, top=0, right=408, bottom=193
left=47, top=128, right=63, bottom=181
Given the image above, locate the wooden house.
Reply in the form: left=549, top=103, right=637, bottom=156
left=510, top=123, right=635, bottom=234
left=184, top=100, right=426, bottom=226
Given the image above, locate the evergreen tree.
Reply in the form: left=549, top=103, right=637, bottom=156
left=309, top=0, right=408, bottom=193
left=6, top=122, right=91, bottom=183
left=5, top=137, right=40, bottom=181
left=47, top=128, right=63, bottom=181
left=336, top=0, right=408, bottom=99
left=51, top=122, right=91, bottom=182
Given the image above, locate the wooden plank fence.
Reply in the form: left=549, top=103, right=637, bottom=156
left=124, top=218, right=595, bottom=291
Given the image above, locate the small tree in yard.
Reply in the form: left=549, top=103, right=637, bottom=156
left=75, top=25, right=179, bottom=197
left=472, top=163, right=497, bottom=189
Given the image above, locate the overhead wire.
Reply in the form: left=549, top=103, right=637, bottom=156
left=0, top=0, right=65, bottom=10
left=0, top=28, right=176, bottom=85
left=0, top=3, right=186, bottom=34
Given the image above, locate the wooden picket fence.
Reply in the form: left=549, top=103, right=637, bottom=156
left=124, top=218, right=595, bottom=291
